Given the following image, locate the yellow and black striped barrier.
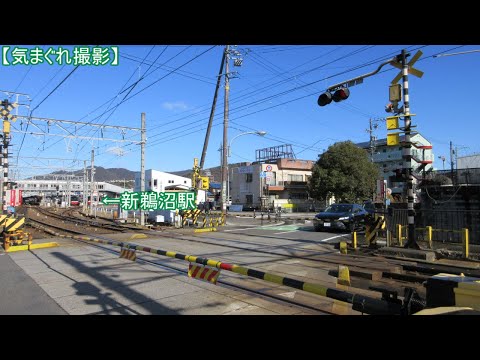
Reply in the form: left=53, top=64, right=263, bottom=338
left=30, top=221, right=402, bottom=315
left=182, top=209, right=202, bottom=227
left=365, top=215, right=384, bottom=247
left=201, top=213, right=225, bottom=228
left=4, top=216, right=25, bottom=233
left=120, top=248, right=137, bottom=261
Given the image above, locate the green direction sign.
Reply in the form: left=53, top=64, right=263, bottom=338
left=101, top=191, right=196, bottom=211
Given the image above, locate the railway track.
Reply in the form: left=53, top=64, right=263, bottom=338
left=26, top=206, right=141, bottom=233
left=26, top=209, right=431, bottom=296
left=27, top=217, right=333, bottom=314
left=25, top=208, right=480, bottom=313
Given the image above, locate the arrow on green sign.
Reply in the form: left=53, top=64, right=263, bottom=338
left=101, top=197, right=120, bottom=205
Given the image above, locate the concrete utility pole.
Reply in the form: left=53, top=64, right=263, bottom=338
left=83, top=160, right=87, bottom=212
left=140, top=112, right=146, bottom=226
left=400, top=50, right=417, bottom=249
left=221, top=45, right=230, bottom=215
left=367, top=118, right=379, bottom=162
left=90, top=148, right=95, bottom=216
left=200, top=51, right=226, bottom=170
left=1, top=123, right=9, bottom=215
left=0, top=99, right=16, bottom=214
left=450, top=140, right=455, bottom=184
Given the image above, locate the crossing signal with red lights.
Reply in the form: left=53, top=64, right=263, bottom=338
left=317, top=87, right=350, bottom=107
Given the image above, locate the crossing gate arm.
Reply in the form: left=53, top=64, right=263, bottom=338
left=29, top=222, right=404, bottom=315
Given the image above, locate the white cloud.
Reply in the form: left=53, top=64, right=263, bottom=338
left=107, top=146, right=125, bottom=157
left=162, top=101, right=188, bottom=111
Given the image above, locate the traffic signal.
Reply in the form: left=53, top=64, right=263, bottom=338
left=317, top=92, right=332, bottom=106
left=317, top=87, right=350, bottom=107
left=332, top=87, right=350, bottom=102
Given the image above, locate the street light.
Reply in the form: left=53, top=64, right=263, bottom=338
left=438, top=155, right=446, bottom=171
left=228, top=130, right=267, bottom=157
left=226, top=130, right=267, bottom=208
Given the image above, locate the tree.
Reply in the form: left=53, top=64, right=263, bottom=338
left=309, top=141, right=380, bottom=203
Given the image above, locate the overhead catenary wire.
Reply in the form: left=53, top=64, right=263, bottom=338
left=23, top=45, right=462, bottom=172
left=93, top=45, right=430, bottom=160
left=71, top=45, right=162, bottom=159
left=39, top=45, right=208, bottom=157
left=97, top=45, right=401, bottom=151
left=16, top=64, right=81, bottom=162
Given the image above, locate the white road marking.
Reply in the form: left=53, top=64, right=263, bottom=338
left=320, top=234, right=349, bottom=242
left=224, top=223, right=285, bottom=232
left=273, top=230, right=299, bottom=235
left=228, top=223, right=286, bottom=232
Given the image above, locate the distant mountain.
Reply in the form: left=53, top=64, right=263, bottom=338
left=31, top=163, right=249, bottom=186
left=32, top=167, right=136, bottom=183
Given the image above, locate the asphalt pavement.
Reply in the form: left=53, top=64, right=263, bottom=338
left=0, top=252, right=66, bottom=315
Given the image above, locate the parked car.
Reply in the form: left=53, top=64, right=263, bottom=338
left=363, top=201, right=376, bottom=215
left=313, top=203, right=368, bottom=232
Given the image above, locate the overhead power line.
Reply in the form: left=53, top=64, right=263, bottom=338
left=16, top=64, right=81, bottom=161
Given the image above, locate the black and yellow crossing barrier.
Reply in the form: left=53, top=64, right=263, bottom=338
left=31, top=221, right=404, bottom=315
left=365, top=215, right=384, bottom=247
left=1, top=215, right=40, bottom=252
left=201, top=213, right=225, bottom=228
left=182, top=209, right=202, bottom=227
left=119, top=248, right=136, bottom=261
left=4, top=216, right=25, bottom=233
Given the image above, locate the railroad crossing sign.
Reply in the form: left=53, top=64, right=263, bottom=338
left=0, top=100, right=18, bottom=122
left=390, top=50, right=424, bottom=85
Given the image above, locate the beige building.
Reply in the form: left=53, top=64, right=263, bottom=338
left=229, top=159, right=314, bottom=210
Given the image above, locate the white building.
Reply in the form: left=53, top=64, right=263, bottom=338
left=13, top=179, right=129, bottom=198
left=230, top=159, right=314, bottom=210
left=134, top=169, right=192, bottom=192
left=457, top=154, right=480, bottom=169
left=356, top=133, right=434, bottom=196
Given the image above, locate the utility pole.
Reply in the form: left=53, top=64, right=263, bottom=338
left=450, top=140, right=455, bottom=184
left=455, top=147, right=458, bottom=171
left=200, top=51, right=226, bottom=170
left=400, top=49, right=418, bottom=249
left=140, top=112, right=146, bottom=226
left=90, top=148, right=95, bottom=216
left=367, top=118, right=379, bottom=162
left=1, top=123, right=9, bottom=215
left=0, top=99, right=17, bottom=214
left=83, top=160, right=87, bottom=212
left=221, top=45, right=230, bottom=215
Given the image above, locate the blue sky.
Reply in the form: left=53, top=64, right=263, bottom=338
left=0, top=44, right=478, bottom=179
